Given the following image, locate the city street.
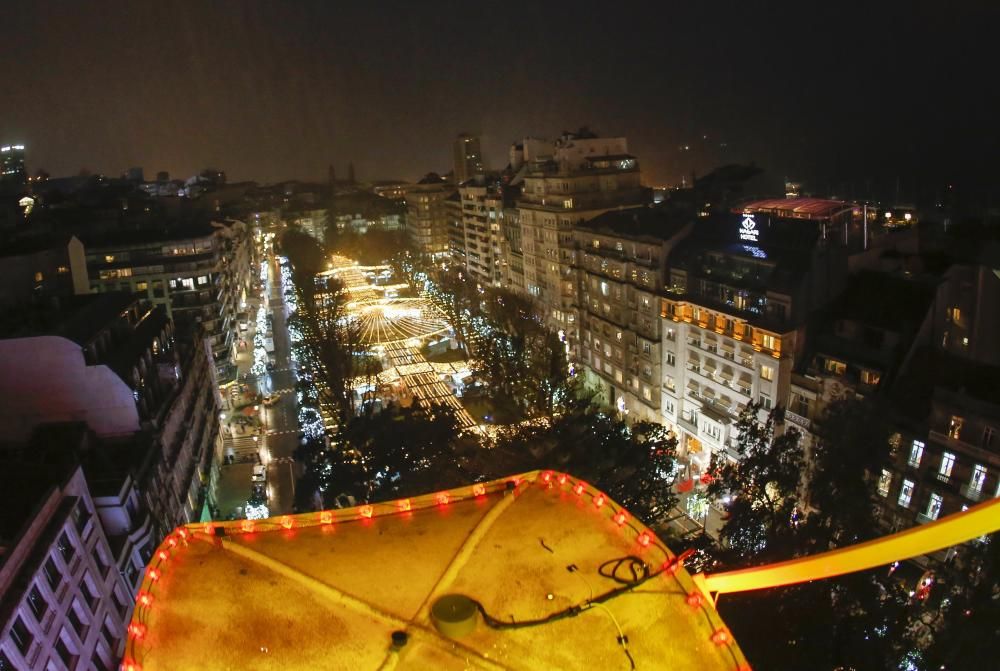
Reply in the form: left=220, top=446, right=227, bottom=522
left=215, top=245, right=302, bottom=518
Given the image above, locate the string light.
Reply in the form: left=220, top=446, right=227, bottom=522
left=594, top=493, right=606, bottom=508
left=573, top=482, right=585, bottom=496
left=157, top=550, right=169, bottom=561
left=637, top=532, right=652, bottom=547
left=472, top=483, right=486, bottom=497
left=710, top=628, right=732, bottom=646
left=613, top=511, right=628, bottom=526
left=360, top=505, right=374, bottom=519
left=436, top=492, right=450, bottom=506
left=281, top=516, right=294, bottom=529
left=320, top=511, right=334, bottom=524
left=398, top=499, right=412, bottom=512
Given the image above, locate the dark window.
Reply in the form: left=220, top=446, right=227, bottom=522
left=101, top=618, right=118, bottom=652
left=55, top=635, right=76, bottom=669
left=10, top=617, right=33, bottom=654
left=57, top=533, right=75, bottom=564
left=0, top=650, right=14, bottom=670
left=81, top=577, right=98, bottom=611
left=113, top=589, right=128, bottom=620
left=72, top=501, right=92, bottom=535
left=44, top=557, right=61, bottom=590
left=67, top=605, right=87, bottom=639
left=91, top=649, right=111, bottom=671
left=27, top=585, right=48, bottom=620
left=92, top=548, right=109, bottom=576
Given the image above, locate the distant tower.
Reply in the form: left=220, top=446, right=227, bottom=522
left=1, top=144, right=27, bottom=185
left=347, top=162, right=356, bottom=184
left=453, top=134, right=484, bottom=185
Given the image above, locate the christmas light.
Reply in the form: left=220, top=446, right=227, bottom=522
left=594, top=493, right=606, bottom=508
left=557, top=473, right=568, bottom=486
left=138, top=592, right=153, bottom=607
left=281, top=516, right=294, bottom=529
left=157, top=550, right=169, bottom=561
left=472, top=483, right=486, bottom=497
left=360, top=505, right=374, bottom=519
left=320, top=511, right=334, bottom=524
left=436, top=492, right=450, bottom=506
left=573, top=483, right=585, bottom=496
left=147, top=568, right=160, bottom=582
left=177, top=528, right=189, bottom=540
left=637, top=532, right=651, bottom=547
left=128, top=623, right=147, bottom=639
left=241, top=520, right=256, bottom=533
left=613, top=511, right=628, bottom=526
left=710, top=628, right=731, bottom=646
left=541, top=471, right=553, bottom=484
left=398, top=499, right=412, bottom=512
left=121, top=660, right=142, bottom=671
left=686, top=592, right=703, bottom=609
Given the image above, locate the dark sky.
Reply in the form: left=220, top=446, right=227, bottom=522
left=3, top=1, right=998, bottom=202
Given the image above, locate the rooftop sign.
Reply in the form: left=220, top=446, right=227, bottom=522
left=739, top=213, right=759, bottom=242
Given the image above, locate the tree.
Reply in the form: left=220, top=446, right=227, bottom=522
left=708, top=402, right=804, bottom=563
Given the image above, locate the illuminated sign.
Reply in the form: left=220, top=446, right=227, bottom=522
left=739, top=213, right=759, bottom=242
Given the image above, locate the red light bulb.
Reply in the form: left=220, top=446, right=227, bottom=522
left=541, top=471, right=552, bottom=484
left=128, top=623, right=146, bottom=639
left=472, top=483, right=486, bottom=497
left=398, top=499, right=411, bottom=512
left=594, top=493, right=606, bottom=508
left=436, top=492, right=450, bottom=506
left=280, top=516, right=294, bottom=529
left=360, top=505, right=374, bottom=518
left=241, top=520, right=255, bottom=533
left=637, top=532, right=651, bottom=547
left=157, top=550, right=169, bottom=561
left=137, top=592, right=153, bottom=607
left=167, top=536, right=177, bottom=548
left=177, top=528, right=189, bottom=540
left=686, top=592, right=703, bottom=609
left=573, top=483, right=585, bottom=496
left=122, top=660, right=142, bottom=671
left=147, top=568, right=160, bottom=582
left=557, top=473, right=568, bottom=485
left=710, top=628, right=731, bottom=646
left=613, top=511, right=627, bottom=526
left=320, top=511, right=333, bottom=524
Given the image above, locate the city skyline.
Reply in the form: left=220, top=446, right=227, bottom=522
left=2, top=2, right=998, bottom=202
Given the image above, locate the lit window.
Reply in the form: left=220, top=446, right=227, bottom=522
left=104, top=255, right=115, bottom=263
left=197, top=275, right=209, bottom=285
left=761, top=334, right=777, bottom=350
left=950, top=306, right=961, bottom=322
left=898, top=479, right=915, bottom=508
left=861, top=369, right=881, bottom=386
left=34, top=271, right=43, bottom=282
left=925, top=493, right=943, bottom=521
left=948, top=416, right=963, bottom=440
left=57, top=266, right=69, bottom=274
left=908, top=440, right=924, bottom=467
left=642, top=386, right=652, bottom=401
left=939, top=452, right=956, bottom=480
left=760, top=364, right=774, bottom=382
left=824, top=358, right=847, bottom=375
left=877, top=469, right=892, bottom=497
left=971, top=465, right=987, bottom=493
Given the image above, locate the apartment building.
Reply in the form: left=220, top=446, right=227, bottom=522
left=660, top=208, right=849, bottom=472
left=876, top=355, right=1000, bottom=551
left=0, top=458, right=132, bottom=671
left=516, top=131, right=648, bottom=344
left=0, top=234, right=89, bottom=309
left=452, top=176, right=512, bottom=287
left=405, top=173, right=455, bottom=259
left=576, top=206, right=691, bottom=422
left=81, top=219, right=253, bottom=381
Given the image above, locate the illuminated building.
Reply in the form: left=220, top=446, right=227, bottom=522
left=660, top=208, right=849, bottom=473
left=1, top=143, right=26, bottom=185
left=516, top=130, right=648, bottom=343
left=0, top=459, right=133, bottom=671
left=452, top=133, right=484, bottom=185
left=452, top=175, right=511, bottom=287
left=405, top=173, right=455, bottom=259
left=118, top=472, right=750, bottom=670
left=576, top=206, right=692, bottom=423
left=82, top=219, right=253, bottom=381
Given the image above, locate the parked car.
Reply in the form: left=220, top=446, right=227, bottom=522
left=251, top=464, right=266, bottom=484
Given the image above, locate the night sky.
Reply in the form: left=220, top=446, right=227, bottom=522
left=3, top=1, right=997, bottom=202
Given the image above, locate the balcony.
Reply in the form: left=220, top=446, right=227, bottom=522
left=785, top=410, right=811, bottom=430
left=916, top=512, right=940, bottom=525
left=959, top=484, right=984, bottom=502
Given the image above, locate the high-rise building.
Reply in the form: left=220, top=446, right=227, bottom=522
left=405, top=173, right=455, bottom=259
left=453, top=175, right=511, bottom=286
left=453, top=133, right=484, bottom=185
left=1, top=144, right=27, bottom=185
left=80, top=219, right=254, bottom=381
left=576, top=206, right=692, bottom=423
left=517, top=130, right=647, bottom=345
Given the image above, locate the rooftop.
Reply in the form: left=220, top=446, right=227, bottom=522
left=578, top=205, right=691, bottom=242
left=735, top=197, right=854, bottom=220
left=124, top=472, right=747, bottom=670
left=0, top=292, right=137, bottom=344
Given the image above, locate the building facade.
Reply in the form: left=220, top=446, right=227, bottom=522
left=576, top=207, right=691, bottom=423
left=0, top=461, right=133, bottom=671
left=453, top=133, right=484, bottom=185
left=405, top=174, right=455, bottom=259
